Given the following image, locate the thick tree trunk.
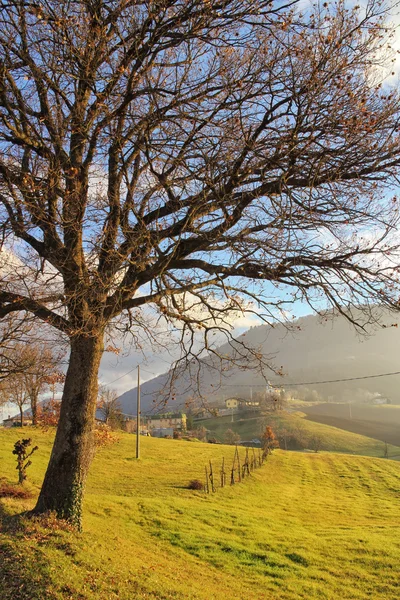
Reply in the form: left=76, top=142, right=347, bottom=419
left=33, top=334, right=104, bottom=529
left=19, top=406, right=23, bottom=427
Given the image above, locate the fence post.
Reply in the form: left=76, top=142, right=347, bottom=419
left=209, top=460, right=215, bottom=493
left=231, top=447, right=238, bottom=484
left=236, top=445, right=242, bottom=482
left=205, top=465, right=209, bottom=493
left=220, top=457, right=226, bottom=488
left=245, top=448, right=250, bottom=477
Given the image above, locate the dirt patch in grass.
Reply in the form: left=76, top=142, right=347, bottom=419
left=0, top=479, right=34, bottom=499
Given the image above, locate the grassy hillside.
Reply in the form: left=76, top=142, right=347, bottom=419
left=197, top=411, right=400, bottom=459
left=1, top=428, right=400, bottom=599
left=303, top=403, right=400, bottom=446
left=118, top=310, right=400, bottom=414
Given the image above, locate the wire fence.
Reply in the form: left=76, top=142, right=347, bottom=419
left=203, top=445, right=270, bottom=493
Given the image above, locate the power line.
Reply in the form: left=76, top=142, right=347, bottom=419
left=141, top=367, right=158, bottom=376
left=100, top=365, right=159, bottom=387
left=100, top=366, right=137, bottom=386
left=100, top=365, right=400, bottom=391
left=221, top=370, right=400, bottom=388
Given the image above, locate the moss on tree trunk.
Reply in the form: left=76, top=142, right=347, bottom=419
left=32, top=334, right=103, bottom=529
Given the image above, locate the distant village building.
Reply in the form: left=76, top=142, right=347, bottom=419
left=151, top=427, right=175, bottom=438
left=237, top=439, right=262, bottom=448
left=192, top=405, right=220, bottom=420
left=124, top=412, right=187, bottom=435
left=225, top=398, right=240, bottom=409
left=240, top=398, right=260, bottom=408
left=371, top=396, right=390, bottom=405
left=224, top=397, right=260, bottom=409
left=2, top=415, right=32, bottom=428
left=145, top=412, right=187, bottom=432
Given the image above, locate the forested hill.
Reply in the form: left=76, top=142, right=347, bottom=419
left=117, top=309, right=400, bottom=415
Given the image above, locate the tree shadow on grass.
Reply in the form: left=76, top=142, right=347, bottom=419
left=0, top=503, right=58, bottom=600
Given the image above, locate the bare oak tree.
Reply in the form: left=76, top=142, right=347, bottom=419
left=0, top=314, right=35, bottom=381
left=21, top=343, right=63, bottom=425
left=0, top=371, right=29, bottom=426
left=0, top=0, right=400, bottom=526
left=0, top=324, right=63, bottom=417
left=97, top=386, right=122, bottom=427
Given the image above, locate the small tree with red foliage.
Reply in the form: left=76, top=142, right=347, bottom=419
left=36, top=371, right=65, bottom=428
left=262, top=426, right=279, bottom=458
left=37, top=399, right=61, bottom=429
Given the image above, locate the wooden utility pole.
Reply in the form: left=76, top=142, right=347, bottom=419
left=136, top=365, right=140, bottom=459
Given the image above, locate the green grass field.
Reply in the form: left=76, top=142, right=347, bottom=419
left=1, top=428, right=400, bottom=599
left=197, top=411, right=400, bottom=459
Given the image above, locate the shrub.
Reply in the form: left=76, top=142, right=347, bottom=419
left=309, top=435, right=323, bottom=453
left=224, top=428, right=241, bottom=445
left=188, top=479, right=203, bottom=490
left=261, top=426, right=279, bottom=457
left=186, top=413, right=194, bottom=431
left=195, top=426, right=208, bottom=441
left=0, top=478, right=33, bottom=499
left=37, top=399, right=61, bottom=429
left=12, top=438, right=38, bottom=484
left=94, top=423, right=120, bottom=448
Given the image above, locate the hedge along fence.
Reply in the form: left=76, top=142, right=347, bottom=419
left=203, top=445, right=270, bottom=494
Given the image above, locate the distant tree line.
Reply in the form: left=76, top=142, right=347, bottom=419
left=0, top=341, right=64, bottom=426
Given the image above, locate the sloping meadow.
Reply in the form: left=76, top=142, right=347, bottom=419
left=1, top=429, right=400, bottom=599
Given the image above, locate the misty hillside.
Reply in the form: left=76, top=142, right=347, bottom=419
left=117, top=309, right=400, bottom=415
